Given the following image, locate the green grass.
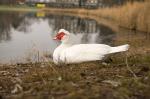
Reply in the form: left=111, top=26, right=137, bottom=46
left=0, top=5, right=39, bottom=12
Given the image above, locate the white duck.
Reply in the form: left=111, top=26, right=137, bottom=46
left=53, top=29, right=129, bottom=65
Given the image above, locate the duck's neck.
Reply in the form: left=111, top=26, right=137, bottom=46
left=59, top=41, right=74, bottom=51
left=60, top=42, right=72, bottom=48
left=60, top=37, right=73, bottom=46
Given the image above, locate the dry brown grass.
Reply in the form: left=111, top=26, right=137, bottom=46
left=0, top=53, right=150, bottom=98
left=88, top=1, right=150, bottom=32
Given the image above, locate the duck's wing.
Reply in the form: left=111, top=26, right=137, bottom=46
left=64, top=44, right=111, bottom=63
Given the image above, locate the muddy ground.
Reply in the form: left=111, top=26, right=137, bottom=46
left=0, top=53, right=150, bottom=99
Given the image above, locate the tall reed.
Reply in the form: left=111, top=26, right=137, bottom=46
left=90, top=1, right=150, bottom=32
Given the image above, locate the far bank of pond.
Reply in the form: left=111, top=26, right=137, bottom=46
left=43, top=1, right=150, bottom=33
left=0, top=1, right=149, bottom=33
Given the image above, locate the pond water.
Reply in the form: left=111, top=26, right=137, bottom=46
left=0, top=11, right=149, bottom=64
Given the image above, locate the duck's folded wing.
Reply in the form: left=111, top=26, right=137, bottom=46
left=64, top=44, right=111, bottom=63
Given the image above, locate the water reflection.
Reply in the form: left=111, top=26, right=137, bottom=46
left=46, top=14, right=115, bottom=45
left=0, top=11, right=116, bottom=63
left=0, top=12, right=30, bottom=42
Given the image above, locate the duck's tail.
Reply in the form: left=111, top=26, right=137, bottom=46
left=109, top=44, right=129, bottom=54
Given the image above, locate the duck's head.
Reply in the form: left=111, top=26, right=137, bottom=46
left=53, top=29, right=70, bottom=43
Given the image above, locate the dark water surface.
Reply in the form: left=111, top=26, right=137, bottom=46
left=0, top=11, right=149, bottom=63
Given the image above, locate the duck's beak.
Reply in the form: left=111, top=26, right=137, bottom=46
left=53, top=37, right=57, bottom=40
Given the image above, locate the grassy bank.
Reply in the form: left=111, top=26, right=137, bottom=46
left=0, top=53, right=150, bottom=99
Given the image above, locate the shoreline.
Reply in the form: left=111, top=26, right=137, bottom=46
left=0, top=5, right=149, bottom=65
left=43, top=1, right=149, bottom=33
left=0, top=1, right=149, bottom=33
left=0, top=5, right=39, bottom=12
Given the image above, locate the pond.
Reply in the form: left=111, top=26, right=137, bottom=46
left=0, top=11, right=149, bottom=64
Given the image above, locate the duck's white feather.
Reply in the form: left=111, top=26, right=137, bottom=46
left=53, top=29, right=129, bottom=65
left=64, top=44, right=110, bottom=63
left=53, top=44, right=129, bottom=64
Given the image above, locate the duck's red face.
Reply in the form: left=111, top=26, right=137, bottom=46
left=53, top=32, right=65, bottom=40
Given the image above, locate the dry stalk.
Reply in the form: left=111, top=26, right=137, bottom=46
left=42, top=56, right=60, bottom=76
left=125, top=53, right=138, bottom=80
